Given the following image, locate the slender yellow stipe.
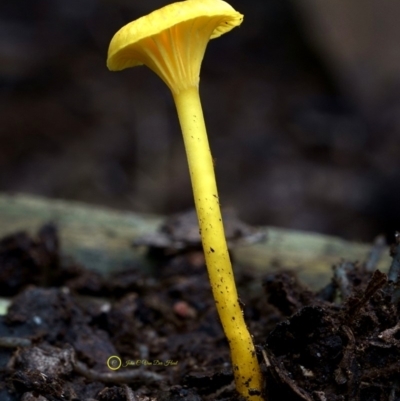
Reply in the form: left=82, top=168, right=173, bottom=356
left=107, top=1, right=264, bottom=398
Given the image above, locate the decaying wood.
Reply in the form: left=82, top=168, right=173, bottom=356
left=0, top=193, right=390, bottom=290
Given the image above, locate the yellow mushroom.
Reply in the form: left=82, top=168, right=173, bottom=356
left=107, top=1, right=263, bottom=399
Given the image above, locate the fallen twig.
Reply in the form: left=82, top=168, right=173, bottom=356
left=72, top=354, right=164, bottom=383
left=0, top=336, right=32, bottom=348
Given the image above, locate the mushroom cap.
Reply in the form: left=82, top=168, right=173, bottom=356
left=107, top=0, right=243, bottom=93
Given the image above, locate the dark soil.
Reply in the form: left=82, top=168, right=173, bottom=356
left=1, top=224, right=400, bottom=401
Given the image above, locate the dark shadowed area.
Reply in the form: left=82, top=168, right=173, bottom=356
left=1, top=0, right=400, bottom=242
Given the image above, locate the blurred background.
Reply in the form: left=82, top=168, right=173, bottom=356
left=1, top=0, right=400, bottom=242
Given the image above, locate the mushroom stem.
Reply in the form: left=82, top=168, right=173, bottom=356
left=173, top=86, right=263, bottom=400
